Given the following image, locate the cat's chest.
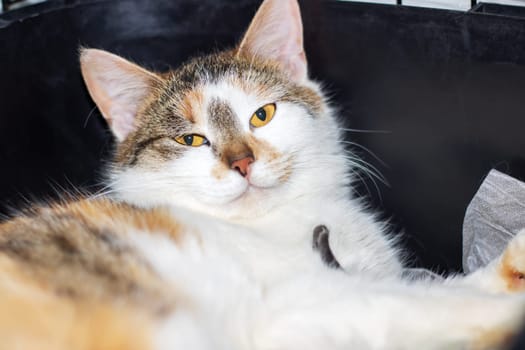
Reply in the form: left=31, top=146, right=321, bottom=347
left=173, top=205, right=326, bottom=284
left=129, top=203, right=335, bottom=287
left=218, top=209, right=327, bottom=283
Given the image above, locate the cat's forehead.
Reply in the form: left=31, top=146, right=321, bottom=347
left=165, top=53, right=288, bottom=122
left=158, top=52, right=323, bottom=125
left=169, top=52, right=287, bottom=89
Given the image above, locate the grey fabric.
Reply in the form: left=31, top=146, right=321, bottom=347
left=463, top=170, right=525, bottom=273
left=402, top=268, right=444, bottom=282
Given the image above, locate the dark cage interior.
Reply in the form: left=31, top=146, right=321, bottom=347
left=3, top=0, right=525, bottom=347
left=1, top=0, right=525, bottom=286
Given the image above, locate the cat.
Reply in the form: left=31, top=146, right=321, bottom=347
left=2, top=0, right=525, bottom=349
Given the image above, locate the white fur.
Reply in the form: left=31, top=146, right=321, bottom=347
left=123, top=209, right=525, bottom=350
left=105, top=74, right=525, bottom=349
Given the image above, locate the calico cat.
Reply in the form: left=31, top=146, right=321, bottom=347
left=2, top=0, right=525, bottom=349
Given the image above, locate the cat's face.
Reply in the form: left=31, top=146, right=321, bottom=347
left=81, top=0, right=349, bottom=219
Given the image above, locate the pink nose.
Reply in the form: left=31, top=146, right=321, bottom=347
left=231, top=156, right=254, bottom=178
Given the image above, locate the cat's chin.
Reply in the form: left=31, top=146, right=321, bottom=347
left=233, top=183, right=266, bottom=200
left=212, top=183, right=269, bottom=206
left=214, top=173, right=284, bottom=203
left=189, top=183, right=284, bottom=221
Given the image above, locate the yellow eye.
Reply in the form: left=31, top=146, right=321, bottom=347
left=175, top=134, right=208, bottom=147
left=250, top=103, right=276, bottom=128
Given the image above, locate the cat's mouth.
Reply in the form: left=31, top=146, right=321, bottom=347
left=217, top=165, right=289, bottom=205
left=227, top=179, right=269, bottom=203
left=240, top=180, right=262, bottom=195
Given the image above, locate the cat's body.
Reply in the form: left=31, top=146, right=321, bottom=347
left=2, top=196, right=525, bottom=350
left=2, top=0, right=525, bottom=349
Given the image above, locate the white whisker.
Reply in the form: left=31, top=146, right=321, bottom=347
left=340, top=127, right=391, bottom=134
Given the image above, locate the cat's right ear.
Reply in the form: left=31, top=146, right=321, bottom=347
left=80, top=48, right=161, bottom=141
left=237, top=0, right=307, bottom=83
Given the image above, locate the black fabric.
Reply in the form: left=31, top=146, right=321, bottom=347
left=2, top=0, right=525, bottom=275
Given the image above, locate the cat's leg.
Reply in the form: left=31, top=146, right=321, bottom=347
left=252, top=271, right=525, bottom=350
left=312, top=225, right=341, bottom=269
left=322, top=202, right=404, bottom=278
left=446, top=229, right=525, bottom=294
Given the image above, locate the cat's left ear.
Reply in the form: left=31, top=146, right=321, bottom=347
left=80, top=48, right=162, bottom=141
left=237, top=0, right=307, bottom=83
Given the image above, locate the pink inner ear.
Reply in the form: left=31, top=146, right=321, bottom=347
left=80, top=49, right=160, bottom=141
left=238, top=0, right=307, bottom=82
left=109, top=107, right=140, bottom=141
left=279, top=51, right=307, bottom=83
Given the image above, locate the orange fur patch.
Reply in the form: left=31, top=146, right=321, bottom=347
left=61, top=198, right=184, bottom=243
left=0, top=256, right=153, bottom=350
left=246, top=134, right=281, bottom=163
left=0, top=198, right=186, bottom=316
left=179, top=88, right=204, bottom=124
left=500, top=252, right=525, bottom=292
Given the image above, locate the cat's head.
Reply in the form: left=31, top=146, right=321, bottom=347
left=80, top=0, right=349, bottom=219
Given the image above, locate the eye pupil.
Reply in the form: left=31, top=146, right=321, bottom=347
left=184, top=135, right=194, bottom=145
left=256, top=108, right=266, bottom=121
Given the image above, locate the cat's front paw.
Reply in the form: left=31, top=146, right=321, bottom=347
left=499, top=229, right=525, bottom=292
left=312, top=225, right=340, bottom=269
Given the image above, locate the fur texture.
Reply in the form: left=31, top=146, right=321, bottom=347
left=2, top=0, right=525, bottom=349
